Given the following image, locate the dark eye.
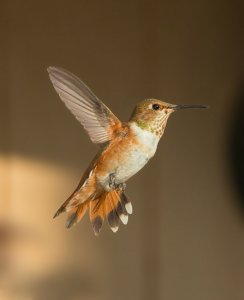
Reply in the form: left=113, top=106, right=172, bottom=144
left=152, top=103, right=160, bottom=110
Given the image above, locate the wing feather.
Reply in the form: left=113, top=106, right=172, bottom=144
left=47, top=66, right=123, bottom=144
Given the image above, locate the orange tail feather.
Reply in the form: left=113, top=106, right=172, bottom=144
left=65, top=202, right=89, bottom=228
left=89, top=190, right=132, bottom=235
left=54, top=188, right=133, bottom=235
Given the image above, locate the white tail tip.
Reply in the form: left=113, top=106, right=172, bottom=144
left=111, top=226, right=119, bottom=233
left=125, top=202, right=133, bottom=214
left=120, top=214, right=128, bottom=225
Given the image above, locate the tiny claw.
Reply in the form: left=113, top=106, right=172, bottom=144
left=109, top=173, right=126, bottom=192
left=118, top=182, right=126, bottom=192
left=109, top=173, right=117, bottom=189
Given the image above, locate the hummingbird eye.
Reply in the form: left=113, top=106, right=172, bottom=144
left=152, top=103, right=160, bottom=111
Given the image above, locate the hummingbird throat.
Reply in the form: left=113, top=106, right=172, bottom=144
left=133, top=117, right=168, bottom=137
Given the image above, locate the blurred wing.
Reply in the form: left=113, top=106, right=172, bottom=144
left=47, top=66, right=123, bottom=144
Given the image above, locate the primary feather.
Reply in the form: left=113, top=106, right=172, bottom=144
left=47, top=66, right=121, bottom=144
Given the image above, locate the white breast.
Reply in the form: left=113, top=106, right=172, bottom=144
left=114, top=122, right=160, bottom=183
left=98, top=122, right=160, bottom=190
left=129, top=122, right=159, bottom=158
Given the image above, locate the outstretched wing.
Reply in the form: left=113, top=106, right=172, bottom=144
left=47, top=66, right=123, bottom=144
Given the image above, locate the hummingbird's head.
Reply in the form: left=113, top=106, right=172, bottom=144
left=130, top=99, right=208, bottom=137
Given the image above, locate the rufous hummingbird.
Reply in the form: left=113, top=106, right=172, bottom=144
left=48, top=67, right=208, bottom=235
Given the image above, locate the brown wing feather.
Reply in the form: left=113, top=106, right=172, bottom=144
left=48, top=66, right=125, bottom=144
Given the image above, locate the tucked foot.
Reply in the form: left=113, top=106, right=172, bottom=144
left=119, top=182, right=126, bottom=192
left=109, top=173, right=126, bottom=192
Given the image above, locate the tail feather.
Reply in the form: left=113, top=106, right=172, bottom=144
left=53, top=199, right=69, bottom=219
left=121, top=193, right=133, bottom=215
left=115, top=195, right=128, bottom=225
left=89, top=196, right=106, bottom=235
left=53, top=195, right=81, bottom=219
left=54, top=188, right=133, bottom=235
left=65, top=202, right=89, bottom=228
left=65, top=208, right=77, bottom=229
left=106, top=192, right=120, bottom=232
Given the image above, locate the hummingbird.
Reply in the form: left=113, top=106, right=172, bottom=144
left=47, top=66, right=208, bottom=236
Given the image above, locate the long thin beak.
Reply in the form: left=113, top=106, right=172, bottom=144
left=169, top=104, right=209, bottom=110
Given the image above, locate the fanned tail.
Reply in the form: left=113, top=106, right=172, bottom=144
left=54, top=188, right=133, bottom=236
left=89, top=190, right=132, bottom=235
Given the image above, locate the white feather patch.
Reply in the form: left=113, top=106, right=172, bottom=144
left=81, top=179, right=88, bottom=188
left=125, top=202, right=133, bottom=214
left=111, top=226, right=119, bottom=233
left=119, top=214, right=128, bottom=225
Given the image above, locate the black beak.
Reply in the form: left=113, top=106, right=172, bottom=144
left=169, top=104, right=209, bottom=110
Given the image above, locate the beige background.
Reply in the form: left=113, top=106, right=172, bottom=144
left=1, top=0, right=244, bottom=299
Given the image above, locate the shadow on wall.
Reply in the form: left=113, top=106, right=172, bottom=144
left=229, top=83, right=244, bottom=215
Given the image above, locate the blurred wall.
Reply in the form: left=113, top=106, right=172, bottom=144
left=1, top=1, right=244, bottom=300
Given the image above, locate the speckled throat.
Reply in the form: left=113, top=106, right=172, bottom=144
left=129, top=101, right=171, bottom=137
